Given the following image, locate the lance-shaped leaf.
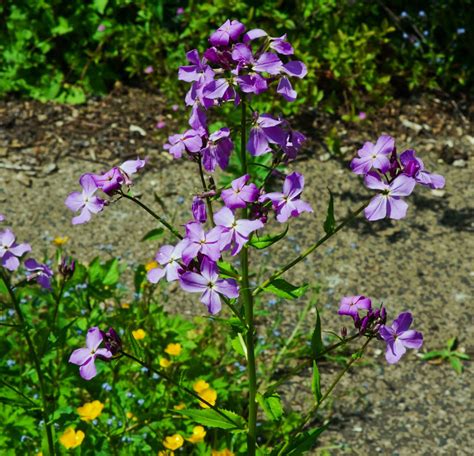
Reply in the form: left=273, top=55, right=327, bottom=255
left=323, top=190, right=336, bottom=235
left=311, top=308, right=324, bottom=359
left=263, top=278, right=308, bottom=300
left=311, top=361, right=322, bottom=402
left=248, top=225, right=288, bottom=249
left=256, top=392, right=283, bottom=421
left=173, top=408, right=245, bottom=431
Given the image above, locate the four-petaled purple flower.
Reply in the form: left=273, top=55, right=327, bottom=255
left=65, top=174, right=105, bottom=225
left=181, top=223, right=223, bottom=264
left=221, top=175, right=259, bottom=210
left=379, top=312, right=423, bottom=364
left=260, top=172, right=313, bottom=223
left=147, top=240, right=187, bottom=283
left=201, top=128, right=234, bottom=172
left=364, top=173, right=416, bottom=221
left=338, top=295, right=372, bottom=318
left=24, top=258, right=53, bottom=289
left=247, top=114, right=286, bottom=156
left=209, top=20, right=245, bottom=46
left=214, top=207, right=264, bottom=255
left=69, top=327, right=112, bottom=380
left=0, top=229, right=31, bottom=271
left=192, top=196, right=207, bottom=223
left=400, top=150, right=445, bottom=189
left=180, top=258, right=239, bottom=314
left=164, top=130, right=203, bottom=159
left=351, top=135, right=394, bottom=175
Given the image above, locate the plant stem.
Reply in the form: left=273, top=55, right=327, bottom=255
left=239, top=98, right=258, bottom=455
left=120, top=192, right=183, bottom=239
left=52, top=280, right=66, bottom=327
left=1, top=272, right=56, bottom=455
left=120, top=351, right=241, bottom=428
left=197, top=157, right=215, bottom=225
left=253, top=203, right=367, bottom=296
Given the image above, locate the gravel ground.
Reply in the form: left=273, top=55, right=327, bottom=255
left=0, top=89, right=473, bottom=455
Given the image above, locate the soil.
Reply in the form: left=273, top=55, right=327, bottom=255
left=0, top=87, right=473, bottom=455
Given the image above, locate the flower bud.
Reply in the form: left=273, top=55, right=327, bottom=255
left=341, top=327, right=348, bottom=338
left=102, top=328, right=122, bottom=355
left=59, top=256, right=75, bottom=280
left=192, top=196, right=207, bottom=223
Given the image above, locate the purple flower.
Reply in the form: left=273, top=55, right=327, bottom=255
left=178, top=50, right=214, bottom=84
left=364, top=173, right=416, bottom=221
left=283, top=129, right=306, bottom=159
left=338, top=295, right=372, bottom=318
left=102, top=327, right=122, bottom=355
left=180, top=258, right=239, bottom=314
left=181, top=223, right=223, bottom=264
left=189, top=105, right=208, bottom=136
left=221, top=175, right=259, bottom=210
left=253, top=52, right=283, bottom=75
left=260, top=172, right=313, bottom=223
left=400, top=150, right=445, bottom=189
left=209, top=20, right=245, bottom=47
left=59, top=256, right=75, bottom=280
left=214, top=207, right=264, bottom=255
left=156, top=120, right=166, bottom=129
left=379, top=312, right=423, bottom=364
left=202, top=128, right=234, bottom=172
left=144, top=66, right=154, bottom=74
left=65, top=174, right=105, bottom=225
left=176, top=7, right=184, bottom=15
left=147, top=240, right=187, bottom=283
left=0, top=229, right=31, bottom=271
left=69, top=327, right=112, bottom=380
left=350, top=135, right=395, bottom=175
left=270, top=34, right=294, bottom=55
left=277, top=77, right=297, bottom=102
left=97, top=24, right=106, bottom=32
left=236, top=74, right=268, bottom=95
left=192, top=197, right=207, bottom=223
left=0, top=214, right=4, bottom=222
left=358, top=111, right=367, bottom=120
left=119, top=158, right=146, bottom=183
left=247, top=114, right=286, bottom=156
left=24, top=258, right=53, bottom=289
left=93, top=167, right=125, bottom=195
left=164, top=129, right=203, bottom=159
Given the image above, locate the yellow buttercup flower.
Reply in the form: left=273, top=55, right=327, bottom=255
left=132, top=329, right=146, bottom=340
left=159, top=357, right=172, bottom=368
left=163, top=434, right=184, bottom=450
left=187, top=425, right=206, bottom=444
left=173, top=402, right=185, bottom=410
left=193, top=379, right=210, bottom=393
left=53, top=236, right=69, bottom=246
left=59, top=428, right=85, bottom=449
left=165, top=343, right=182, bottom=356
left=77, top=400, right=104, bottom=421
left=121, top=302, right=131, bottom=309
left=198, top=387, right=217, bottom=408
left=211, top=449, right=234, bottom=456
left=158, top=451, right=174, bottom=456
left=145, top=260, right=158, bottom=271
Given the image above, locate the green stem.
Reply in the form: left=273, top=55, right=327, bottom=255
left=1, top=272, right=56, bottom=455
left=120, top=192, right=183, bottom=239
left=240, top=98, right=257, bottom=455
left=253, top=203, right=367, bottom=296
left=52, top=280, right=66, bottom=327
left=120, top=351, right=241, bottom=429
left=197, top=157, right=215, bottom=225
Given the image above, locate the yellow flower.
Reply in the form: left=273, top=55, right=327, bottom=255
left=53, top=236, right=69, bottom=247
left=77, top=400, right=104, bottom=421
left=126, top=411, right=137, bottom=421
left=121, top=302, right=130, bottom=309
left=187, top=425, right=206, bottom=444
left=193, top=379, right=210, bottom=393
left=37, top=453, right=43, bottom=456
left=59, top=428, right=85, bottom=449
left=173, top=402, right=186, bottom=410
left=165, top=343, right=182, bottom=356
left=163, top=434, right=184, bottom=450
left=145, top=261, right=158, bottom=271
left=132, top=329, right=146, bottom=340
left=159, top=357, right=172, bottom=368
left=158, top=451, right=174, bottom=456
left=211, top=450, right=234, bottom=456
left=198, top=388, right=217, bottom=408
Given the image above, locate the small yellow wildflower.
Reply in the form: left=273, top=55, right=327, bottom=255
left=77, top=400, right=104, bottom=421
left=132, top=329, right=146, bottom=340
left=145, top=260, right=158, bottom=271
left=159, top=357, right=172, bottom=368
left=198, top=388, right=217, bottom=408
left=211, top=449, right=234, bottom=456
left=121, top=302, right=130, bottom=309
left=59, top=428, right=85, bottom=449
left=53, top=236, right=69, bottom=247
left=158, top=451, right=174, bottom=456
left=163, top=434, right=184, bottom=450
left=37, top=452, right=43, bottom=456
left=193, top=379, right=210, bottom=393
left=187, top=425, right=206, bottom=444
left=126, top=411, right=137, bottom=421
left=173, top=402, right=186, bottom=410
left=165, top=343, right=182, bottom=356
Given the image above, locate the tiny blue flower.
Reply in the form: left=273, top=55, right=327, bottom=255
left=6, top=359, right=15, bottom=367
left=418, top=10, right=426, bottom=17
left=137, top=398, right=145, bottom=406
left=102, top=382, right=113, bottom=391
left=8, top=309, right=15, bottom=317
left=92, top=419, right=98, bottom=426
left=400, top=11, right=408, bottom=18
left=177, top=196, right=185, bottom=204
left=140, top=367, right=149, bottom=373
left=403, top=32, right=409, bottom=39
left=152, top=372, right=160, bottom=380
left=457, top=28, right=466, bottom=35
left=423, top=30, right=429, bottom=36
left=126, top=391, right=135, bottom=398
left=107, top=418, right=114, bottom=426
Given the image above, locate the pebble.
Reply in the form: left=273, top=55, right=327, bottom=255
left=452, top=159, right=466, bottom=168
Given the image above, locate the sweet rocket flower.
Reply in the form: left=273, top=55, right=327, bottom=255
left=338, top=295, right=372, bottom=318
left=209, top=20, right=245, bottom=46
left=0, top=229, right=31, bottom=271
left=119, top=158, right=146, bottom=183
left=93, top=167, right=124, bottom=194
left=147, top=240, right=187, bottom=283
left=24, top=258, right=53, bottom=289
left=164, top=129, right=203, bottom=159
left=277, top=77, right=297, bottom=102
left=400, top=149, right=445, bottom=189
left=65, top=174, right=105, bottom=225
left=379, top=312, right=423, bottom=364
left=69, top=327, right=112, bottom=380
left=181, top=223, right=223, bottom=264
left=252, top=52, right=283, bottom=75
left=0, top=214, right=4, bottom=222
left=247, top=114, right=286, bottom=156
left=283, top=129, right=306, bottom=159
left=364, top=173, right=416, bottom=221
left=192, top=196, right=207, bottom=223
left=235, top=74, right=268, bottom=94
left=260, top=172, right=313, bottom=223
left=180, top=258, right=239, bottom=314
left=243, top=29, right=294, bottom=55
left=102, top=327, right=122, bottom=355
left=201, top=128, right=234, bottom=172
left=214, top=207, right=264, bottom=255
left=189, top=105, right=208, bottom=136
left=221, top=174, right=259, bottom=209
left=179, top=50, right=214, bottom=83
left=350, top=135, right=395, bottom=175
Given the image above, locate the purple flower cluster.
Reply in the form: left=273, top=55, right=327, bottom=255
left=338, top=295, right=423, bottom=364
left=164, top=20, right=308, bottom=170
left=65, top=158, right=145, bottom=225
left=350, top=135, right=445, bottom=221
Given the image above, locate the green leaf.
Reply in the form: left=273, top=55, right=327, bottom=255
left=256, top=393, right=283, bottom=421
left=446, top=337, right=457, bottom=351
left=230, top=333, right=247, bottom=359
left=450, top=356, right=463, bottom=374
left=141, top=228, right=164, bottom=242
left=51, top=17, right=73, bottom=36
left=420, top=350, right=446, bottom=360
left=282, top=426, right=326, bottom=455
left=103, top=259, right=120, bottom=286
left=311, top=308, right=324, bottom=359
left=93, top=0, right=108, bottom=14
left=263, top=279, right=308, bottom=300
left=248, top=225, right=288, bottom=249
left=0, top=277, right=8, bottom=295
left=217, top=260, right=240, bottom=279
left=311, top=361, right=322, bottom=402
left=323, top=190, right=336, bottom=235
left=173, top=408, right=245, bottom=430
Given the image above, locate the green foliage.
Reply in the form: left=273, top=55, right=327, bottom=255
left=421, top=337, right=470, bottom=374
left=263, top=279, right=308, bottom=300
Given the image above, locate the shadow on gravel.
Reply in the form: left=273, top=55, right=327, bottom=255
left=440, top=208, right=474, bottom=232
